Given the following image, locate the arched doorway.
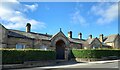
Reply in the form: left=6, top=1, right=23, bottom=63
left=56, top=40, right=65, bottom=59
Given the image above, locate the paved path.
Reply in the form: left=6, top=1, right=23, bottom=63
left=10, top=60, right=120, bottom=70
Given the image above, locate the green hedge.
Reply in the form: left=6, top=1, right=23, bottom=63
left=2, top=49, right=56, bottom=64
left=2, top=50, right=24, bottom=64
left=3, top=49, right=120, bottom=64
left=72, top=49, right=120, bottom=58
left=24, top=50, right=56, bottom=61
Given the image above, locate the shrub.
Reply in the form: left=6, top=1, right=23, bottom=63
left=2, top=49, right=56, bottom=64
left=2, top=50, right=24, bottom=64
left=72, top=49, right=120, bottom=59
left=24, top=50, right=56, bottom=61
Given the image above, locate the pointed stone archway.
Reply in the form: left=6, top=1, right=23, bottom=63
left=50, top=31, right=70, bottom=60
left=56, top=40, right=65, bottom=59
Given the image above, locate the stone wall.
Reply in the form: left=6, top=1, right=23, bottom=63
left=114, top=35, right=120, bottom=48
left=106, top=42, right=114, bottom=48
left=7, top=37, right=53, bottom=49
left=89, top=39, right=102, bottom=48
left=69, top=43, right=82, bottom=49
left=7, top=37, right=33, bottom=48
left=34, top=39, right=52, bottom=49
left=0, top=25, right=8, bottom=48
left=3, top=60, right=56, bottom=69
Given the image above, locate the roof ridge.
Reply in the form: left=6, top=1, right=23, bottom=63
left=107, top=34, right=118, bottom=37
left=72, top=38, right=86, bottom=41
left=9, top=29, right=52, bottom=37
left=104, top=34, right=118, bottom=43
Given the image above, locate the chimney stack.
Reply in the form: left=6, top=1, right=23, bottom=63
left=68, top=31, right=72, bottom=38
left=99, top=34, right=103, bottom=42
left=78, top=33, right=82, bottom=39
left=26, top=23, right=31, bottom=32
left=89, top=35, right=92, bottom=39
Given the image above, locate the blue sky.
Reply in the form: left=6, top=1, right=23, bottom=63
left=0, top=1, right=118, bottom=39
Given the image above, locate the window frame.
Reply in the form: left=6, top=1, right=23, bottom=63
left=16, top=43, right=25, bottom=49
left=40, top=45, right=47, bottom=50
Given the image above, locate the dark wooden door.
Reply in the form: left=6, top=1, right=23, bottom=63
left=56, top=40, right=65, bottom=59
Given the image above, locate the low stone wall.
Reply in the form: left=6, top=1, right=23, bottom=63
left=74, top=56, right=119, bottom=62
left=74, top=58, right=102, bottom=62
left=2, top=60, right=56, bottom=69
left=24, top=60, right=56, bottom=67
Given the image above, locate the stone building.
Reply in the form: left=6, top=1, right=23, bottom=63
left=101, top=34, right=120, bottom=48
left=0, top=23, right=120, bottom=60
left=0, top=23, right=83, bottom=60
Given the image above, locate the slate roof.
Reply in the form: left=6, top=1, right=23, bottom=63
left=86, top=38, right=95, bottom=44
left=8, top=29, right=52, bottom=40
left=7, top=29, right=86, bottom=44
left=104, top=34, right=118, bottom=43
left=2, top=23, right=119, bottom=47
left=6, top=25, right=119, bottom=45
left=50, top=31, right=67, bottom=40
left=68, top=38, right=86, bottom=44
left=5, top=24, right=88, bottom=44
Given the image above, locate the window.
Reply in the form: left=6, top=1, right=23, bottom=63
left=40, top=45, right=47, bottom=50
left=93, top=46, right=96, bottom=49
left=92, top=45, right=99, bottom=49
left=16, top=44, right=25, bottom=49
left=84, top=47, right=87, bottom=49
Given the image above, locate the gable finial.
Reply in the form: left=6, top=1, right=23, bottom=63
left=60, top=28, right=62, bottom=32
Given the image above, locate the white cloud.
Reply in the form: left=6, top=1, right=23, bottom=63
left=1, top=0, right=19, bottom=2
left=28, top=19, right=46, bottom=29
left=25, top=4, right=38, bottom=11
left=71, top=3, right=88, bottom=26
left=0, top=0, right=45, bottom=30
left=72, top=11, right=86, bottom=25
left=91, top=3, right=118, bottom=25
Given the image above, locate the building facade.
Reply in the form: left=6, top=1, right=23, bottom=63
left=0, top=23, right=120, bottom=60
